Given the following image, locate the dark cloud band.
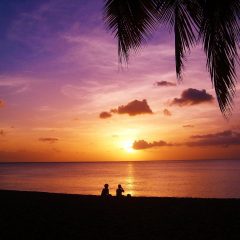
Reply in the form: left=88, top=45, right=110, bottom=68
left=170, top=88, right=214, bottom=106
left=187, top=130, right=240, bottom=147
left=133, top=130, right=240, bottom=150
left=163, top=108, right=172, bottom=116
left=154, top=81, right=176, bottom=87
left=133, top=140, right=176, bottom=150
left=99, top=111, right=112, bottom=119
left=0, top=100, right=5, bottom=108
left=100, top=99, right=153, bottom=119
left=39, top=137, right=59, bottom=143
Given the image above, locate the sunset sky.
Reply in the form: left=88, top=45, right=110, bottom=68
left=0, top=0, right=240, bottom=162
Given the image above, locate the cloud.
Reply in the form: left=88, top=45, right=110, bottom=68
left=0, top=130, right=6, bottom=136
left=39, top=137, right=59, bottom=143
left=0, top=77, right=31, bottom=97
left=99, top=111, right=112, bottom=119
left=0, top=84, right=29, bottom=95
left=0, top=100, right=5, bottom=108
left=191, top=131, right=233, bottom=139
left=73, top=117, right=80, bottom=121
left=163, top=108, right=172, bottom=116
left=187, top=130, right=240, bottom=147
left=133, top=139, right=176, bottom=150
left=111, top=99, right=153, bottom=116
left=154, top=81, right=176, bottom=87
left=100, top=99, right=153, bottom=119
left=183, top=124, right=194, bottom=128
left=170, top=88, right=214, bottom=106
left=133, top=130, right=240, bottom=150
left=0, top=150, right=58, bottom=162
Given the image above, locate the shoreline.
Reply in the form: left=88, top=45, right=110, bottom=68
left=1, top=190, right=240, bottom=239
left=1, top=189, right=240, bottom=200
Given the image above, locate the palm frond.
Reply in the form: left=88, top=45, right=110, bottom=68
left=157, top=0, right=201, bottom=80
left=199, top=0, right=240, bottom=115
left=104, top=0, right=240, bottom=116
left=104, top=0, right=159, bottom=63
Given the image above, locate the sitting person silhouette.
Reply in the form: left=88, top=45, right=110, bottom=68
left=101, top=183, right=110, bottom=197
left=116, top=184, right=124, bottom=198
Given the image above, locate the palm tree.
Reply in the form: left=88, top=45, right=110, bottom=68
left=103, top=0, right=240, bottom=116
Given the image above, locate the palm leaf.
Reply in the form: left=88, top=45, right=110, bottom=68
left=104, top=0, right=160, bottom=63
left=199, top=0, right=240, bottom=115
left=157, top=0, right=201, bottom=80
left=104, top=0, right=240, bottom=115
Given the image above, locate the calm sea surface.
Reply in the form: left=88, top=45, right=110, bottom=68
left=0, top=160, right=240, bottom=198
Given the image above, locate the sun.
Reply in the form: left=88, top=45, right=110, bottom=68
left=122, top=140, right=135, bottom=153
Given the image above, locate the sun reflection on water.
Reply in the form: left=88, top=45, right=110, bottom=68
left=125, top=162, right=135, bottom=196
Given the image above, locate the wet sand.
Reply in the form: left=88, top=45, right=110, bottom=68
left=0, top=190, right=240, bottom=240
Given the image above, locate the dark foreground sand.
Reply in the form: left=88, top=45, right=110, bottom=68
left=0, top=190, right=240, bottom=240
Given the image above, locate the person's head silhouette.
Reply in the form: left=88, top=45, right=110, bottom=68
left=101, top=184, right=110, bottom=197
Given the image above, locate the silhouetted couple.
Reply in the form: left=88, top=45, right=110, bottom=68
left=101, top=184, right=125, bottom=198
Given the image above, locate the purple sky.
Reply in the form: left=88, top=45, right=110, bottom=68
left=0, top=0, right=240, bottom=162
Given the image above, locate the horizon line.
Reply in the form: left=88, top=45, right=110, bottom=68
left=0, top=159, right=239, bottom=164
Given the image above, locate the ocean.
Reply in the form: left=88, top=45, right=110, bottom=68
left=0, top=160, right=240, bottom=198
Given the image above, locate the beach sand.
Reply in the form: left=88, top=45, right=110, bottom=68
left=0, top=190, right=240, bottom=240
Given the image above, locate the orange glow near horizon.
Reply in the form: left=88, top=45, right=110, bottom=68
left=0, top=1, right=239, bottom=162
